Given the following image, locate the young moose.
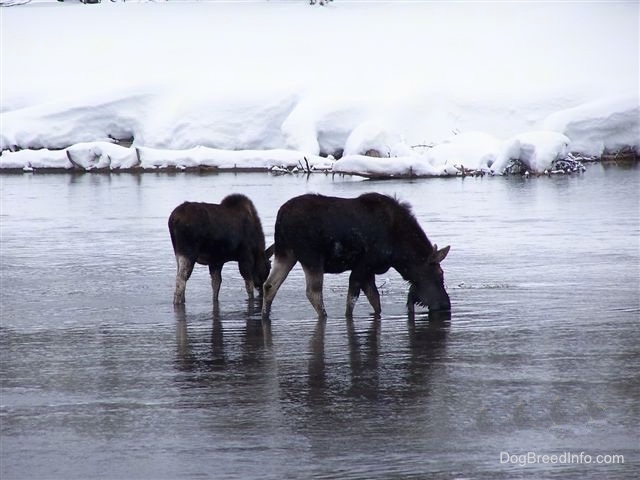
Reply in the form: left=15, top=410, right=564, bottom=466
left=168, top=194, right=272, bottom=305
left=262, top=193, right=451, bottom=319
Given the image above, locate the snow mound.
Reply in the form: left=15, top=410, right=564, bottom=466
left=429, top=132, right=504, bottom=172
left=542, top=94, right=640, bottom=156
left=333, top=154, right=444, bottom=178
left=280, top=93, right=373, bottom=156
left=67, top=142, right=139, bottom=170
left=334, top=130, right=573, bottom=177
left=490, top=131, right=571, bottom=174
left=343, top=119, right=408, bottom=158
left=0, top=91, right=153, bottom=151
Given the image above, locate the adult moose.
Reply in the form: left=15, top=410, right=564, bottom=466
left=168, top=194, right=272, bottom=305
left=262, top=193, right=451, bottom=319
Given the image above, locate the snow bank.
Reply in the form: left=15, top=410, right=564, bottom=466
left=136, top=146, right=331, bottom=171
left=0, top=142, right=332, bottom=172
left=0, top=148, right=71, bottom=171
left=333, top=154, right=443, bottom=178
left=333, top=130, right=571, bottom=177
left=542, top=94, right=640, bottom=157
left=0, top=90, right=153, bottom=151
left=1, top=1, right=638, bottom=175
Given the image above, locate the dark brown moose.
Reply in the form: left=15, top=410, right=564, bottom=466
left=168, top=194, right=272, bottom=305
left=262, top=193, right=451, bottom=319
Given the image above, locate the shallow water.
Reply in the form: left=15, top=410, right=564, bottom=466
left=1, top=165, right=638, bottom=479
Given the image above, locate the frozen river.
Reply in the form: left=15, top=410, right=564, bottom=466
left=1, top=165, right=638, bottom=479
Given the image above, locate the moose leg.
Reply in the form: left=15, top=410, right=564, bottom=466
left=209, top=264, right=222, bottom=303
left=238, top=257, right=255, bottom=300
left=302, top=265, right=327, bottom=320
left=262, top=252, right=296, bottom=319
left=406, top=285, right=416, bottom=318
left=174, top=254, right=195, bottom=305
left=346, top=272, right=362, bottom=317
left=362, top=275, right=381, bottom=316
left=244, top=280, right=255, bottom=299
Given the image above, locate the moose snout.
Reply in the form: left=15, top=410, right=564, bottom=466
left=430, top=294, right=451, bottom=313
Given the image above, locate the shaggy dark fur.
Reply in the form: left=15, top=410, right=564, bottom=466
left=262, top=193, right=450, bottom=319
left=169, top=194, right=272, bottom=305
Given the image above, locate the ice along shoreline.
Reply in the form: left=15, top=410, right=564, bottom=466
left=0, top=143, right=636, bottom=179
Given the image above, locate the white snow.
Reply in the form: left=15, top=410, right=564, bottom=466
left=1, top=0, right=638, bottom=175
left=333, top=130, right=572, bottom=177
left=542, top=94, right=640, bottom=157
left=1, top=142, right=332, bottom=171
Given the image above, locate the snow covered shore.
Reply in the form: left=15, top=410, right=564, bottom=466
left=1, top=1, right=638, bottom=176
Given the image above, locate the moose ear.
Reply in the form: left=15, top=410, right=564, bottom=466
left=265, top=244, right=275, bottom=259
left=431, top=245, right=450, bottom=263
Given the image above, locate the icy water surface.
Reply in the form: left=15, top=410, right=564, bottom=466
left=1, top=165, right=638, bottom=479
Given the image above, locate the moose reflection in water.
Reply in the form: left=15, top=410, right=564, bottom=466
left=304, top=314, right=449, bottom=408
left=174, top=303, right=272, bottom=376
left=168, top=194, right=273, bottom=305
left=174, top=304, right=450, bottom=407
left=262, top=193, right=451, bottom=320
